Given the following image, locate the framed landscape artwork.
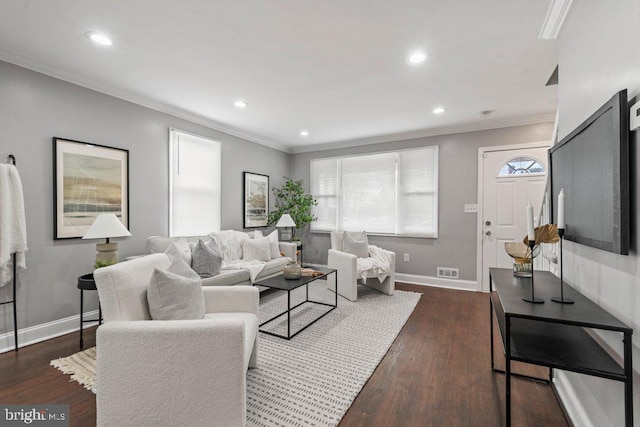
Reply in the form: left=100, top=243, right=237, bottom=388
left=53, top=137, right=129, bottom=239
left=243, top=172, right=269, bottom=228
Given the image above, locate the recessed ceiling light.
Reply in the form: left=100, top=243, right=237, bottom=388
left=408, top=51, right=428, bottom=64
left=300, top=130, right=309, bottom=137
left=86, top=32, right=112, bottom=46
left=433, top=107, right=446, bottom=114
left=234, top=100, right=248, bottom=108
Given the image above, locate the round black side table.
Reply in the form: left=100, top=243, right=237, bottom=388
left=295, top=242, right=303, bottom=265
left=77, top=273, right=103, bottom=349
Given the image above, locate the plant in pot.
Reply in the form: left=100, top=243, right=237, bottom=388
left=267, top=177, right=317, bottom=242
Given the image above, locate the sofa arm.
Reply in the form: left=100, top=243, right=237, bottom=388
left=202, top=285, right=259, bottom=315
left=279, top=241, right=297, bottom=261
left=328, top=249, right=359, bottom=301
left=380, top=248, right=396, bottom=273
left=97, top=320, right=247, bottom=427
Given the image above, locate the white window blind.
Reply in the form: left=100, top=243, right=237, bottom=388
left=169, top=129, right=221, bottom=236
left=310, top=146, right=438, bottom=237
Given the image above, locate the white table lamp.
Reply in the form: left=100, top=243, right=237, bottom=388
left=82, top=213, right=131, bottom=268
left=276, top=213, right=296, bottom=241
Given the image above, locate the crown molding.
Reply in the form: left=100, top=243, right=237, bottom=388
left=539, top=0, right=574, bottom=40
left=0, top=49, right=291, bottom=153
left=290, top=114, right=557, bottom=154
left=0, top=49, right=555, bottom=156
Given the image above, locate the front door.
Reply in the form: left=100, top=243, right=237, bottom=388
left=480, top=145, right=549, bottom=291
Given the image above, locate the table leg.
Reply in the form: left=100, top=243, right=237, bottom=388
left=335, top=271, right=338, bottom=307
left=490, top=295, right=494, bottom=370
left=79, top=289, right=84, bottom=350
left=624, top=331, right=633, bottom=427
left=505, top=316, right=511, bottom=427
left=287, top=290, right=291, bottom=339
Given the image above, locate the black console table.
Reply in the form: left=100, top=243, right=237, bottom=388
left=489, top=268, right=633, bottom=427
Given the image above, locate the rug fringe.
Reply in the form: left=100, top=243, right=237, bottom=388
left=50, top=349, right=97, bottom=394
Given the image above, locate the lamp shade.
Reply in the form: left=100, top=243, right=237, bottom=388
left=82, top=213, right=131, bottom=240
left=275, top=214, right=296, bottom=228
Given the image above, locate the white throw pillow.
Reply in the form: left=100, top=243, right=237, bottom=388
left=209, top=230, right=249, bottom=262
left=253, top=230, right=264, bottom=239
left=266, top=230, right=281, bottom=258
left=147, top=258, right=204, bottom=320
left=343, top=231, right=369, bottom=258
left=164, top=239, right=192, bottom=265
left=241, top=237, right=271, bottom=262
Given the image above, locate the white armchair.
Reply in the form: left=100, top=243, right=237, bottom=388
left=94, top=253, right=258, bottom=427
left=327, top=231, right=396, bottom=302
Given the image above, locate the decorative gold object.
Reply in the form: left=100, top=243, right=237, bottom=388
left=301, top=268, right=323, bottom=277
left=523, top=224, right=560, bottom=246
left=504, top=242, right=536, bottom=277
left=505, top=224, right=560, bottom=277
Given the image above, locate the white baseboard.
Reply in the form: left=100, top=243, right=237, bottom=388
left=395, top=273, right=478, bottom=291
left=0, top=310, right=99, bottom=354
left=553, top=371, right=593, bottom=427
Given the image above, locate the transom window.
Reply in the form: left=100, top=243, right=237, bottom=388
left=498, top=157, right=545, bottom=176
left=310, top=146, right=438, bottom=238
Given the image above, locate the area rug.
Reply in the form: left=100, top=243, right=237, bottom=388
left=50, top=346, right=97, bottom=393
left=51, top=281, right=421, bottom=426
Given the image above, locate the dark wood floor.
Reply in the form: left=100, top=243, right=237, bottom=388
left=0, top=284, right=569, bottom=427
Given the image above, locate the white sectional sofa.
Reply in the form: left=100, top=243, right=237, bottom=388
left=145, top=232, right=297, bottom=287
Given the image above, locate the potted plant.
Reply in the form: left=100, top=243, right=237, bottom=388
left=267, top=177, right=317, bottom=241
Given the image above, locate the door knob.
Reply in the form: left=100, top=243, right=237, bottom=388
left=485, top=221, right=491, bottom=226
left=485, top=231, right=492, bottom=236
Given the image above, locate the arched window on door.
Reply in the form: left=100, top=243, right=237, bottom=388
left=498, top=157, right=545, bottom=176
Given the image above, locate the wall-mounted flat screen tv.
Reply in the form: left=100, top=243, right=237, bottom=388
left=549, top=89, right=629, bottom=255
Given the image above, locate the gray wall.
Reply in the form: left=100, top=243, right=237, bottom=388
left=290, top=123, right=553, bottom=281
left=556, top=1, right=640, bottom=425
left=0, top=60, right=288, bottom=332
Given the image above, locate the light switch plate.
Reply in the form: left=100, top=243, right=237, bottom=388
left=464, top=204, right=478, bottom=213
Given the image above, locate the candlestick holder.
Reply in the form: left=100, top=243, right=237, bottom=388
left=522, top=239, right=544, bottom=303
left=551, top=228, right=574, bottom=304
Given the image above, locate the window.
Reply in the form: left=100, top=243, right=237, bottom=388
left=311, top=146, right=438, bottom=237
left=169, top=129, right=221, bottom=236
left=498, top=157, right=545, bottom=176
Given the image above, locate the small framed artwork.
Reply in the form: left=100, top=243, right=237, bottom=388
left=53, top=137, right=129, bottom=239
left=243, top=172, right=269, bottom=228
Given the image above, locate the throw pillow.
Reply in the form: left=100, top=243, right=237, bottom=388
left=241, top=237, right=271, bottom=262
left=164, top=239, right=192, bottom=265
left=253, top=230, right=264, bottom=239
left=147, top=258, right=205, bottom=320
left=209, top=230, right=248, bottom=262
left=191, top=239, right=223, bottom=278
left=343, top=231, right=369, bottom=258
left=266, top=230, right=281, bottom=258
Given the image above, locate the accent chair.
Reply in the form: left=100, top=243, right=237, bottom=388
left=93, top=253, right=259, bottom=427
left=327, top=231, right=396, bottom=302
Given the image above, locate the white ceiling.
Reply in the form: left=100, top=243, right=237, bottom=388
left=0, top=0, right=558, bottom=153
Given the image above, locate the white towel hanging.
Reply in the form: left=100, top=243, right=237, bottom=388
left=0, top=163, right=27, bottom=287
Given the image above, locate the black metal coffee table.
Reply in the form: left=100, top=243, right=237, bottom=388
left=254, top=265, right=337, bottom=340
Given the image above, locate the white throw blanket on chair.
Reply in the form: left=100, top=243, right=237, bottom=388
left=356, top=245, right=391, bottom=282
left=0, top=164, right=27, bottom=287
